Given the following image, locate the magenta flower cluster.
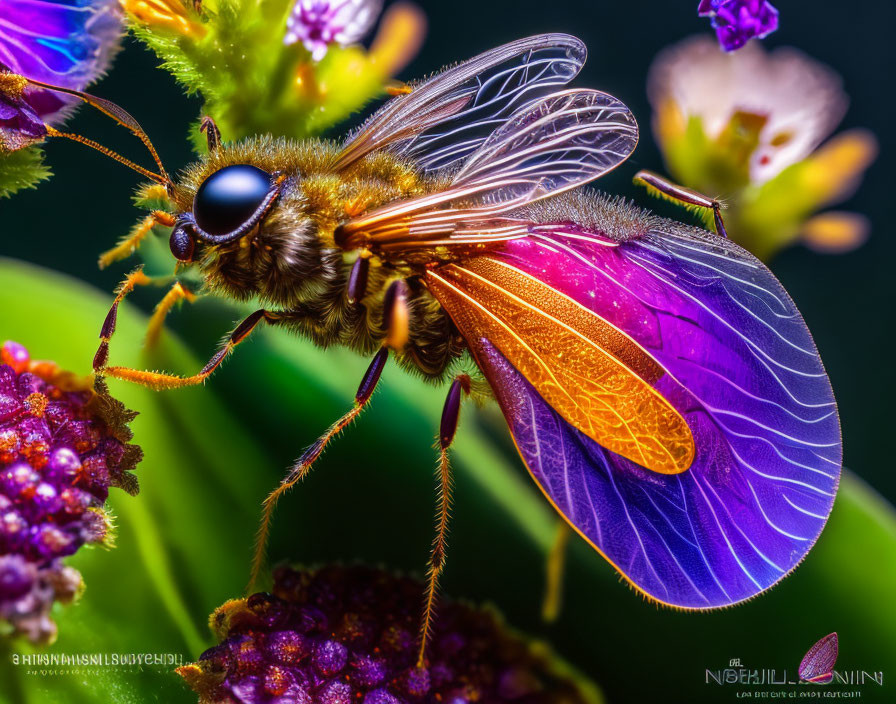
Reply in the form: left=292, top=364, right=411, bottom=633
left=179, top=565, right=593, bottom=704
left=0, top=341, right=140, bottom=643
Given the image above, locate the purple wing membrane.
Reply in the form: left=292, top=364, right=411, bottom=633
left=480, top=221, right=840, bottom=608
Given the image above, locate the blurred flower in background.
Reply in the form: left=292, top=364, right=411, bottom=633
left=120, top=0, right=205, bottom=38
left=0, top=342, right=141, bottom=643
left=123, top=0, right=426, bottom=146
left=648, top=36, right=877, bottom=260
left=285, top=0, right=383, bottom=61
left=698, top=0, right=778, bottom=52
left=178, top=564, right=600, bottom=704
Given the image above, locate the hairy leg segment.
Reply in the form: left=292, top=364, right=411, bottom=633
left=248, top=278, right=413, bottom=590
left=98, top=210, right=177, bottom=270
left=93, top=265, right=198, bottom=376
left=96, top=299, right=272, bottom=390
left=418, top=373, right=471, bottom=666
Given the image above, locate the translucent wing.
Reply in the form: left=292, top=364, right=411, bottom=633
left=337, top=90, right=638, bottom=251
left=335, top=34, right=586, bottom=172
left=427, top=216, right=841, bottom=608
left=799, top=633, right=838, bottom=683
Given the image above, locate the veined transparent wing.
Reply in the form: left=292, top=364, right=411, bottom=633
left=334, top=34, right=586, bottom=171
left=337, top=90, right=638, bottom=252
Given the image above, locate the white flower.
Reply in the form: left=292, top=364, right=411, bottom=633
left=648, top=35, right=848, bottom=185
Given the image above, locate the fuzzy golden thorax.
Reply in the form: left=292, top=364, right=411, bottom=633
left=172, top=136, right=429, bottom=309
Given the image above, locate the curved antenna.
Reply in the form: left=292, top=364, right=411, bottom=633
left=23, top=76, right=170, bottom=186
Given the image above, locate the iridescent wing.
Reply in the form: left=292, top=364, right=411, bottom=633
left=426, top=218, right=841, bottom=609
left=337, top=89, right=639, bottom=251
left=335, top=34, right=587, bottom=172
left=799, top=633, right=838, bottom=683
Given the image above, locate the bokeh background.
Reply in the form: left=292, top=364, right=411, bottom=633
left=1, top=1, right=894, bottom=702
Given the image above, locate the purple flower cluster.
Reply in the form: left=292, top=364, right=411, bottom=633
left=0, top=341, right=141, bottom=643
left=179, top=565, right=595, bottom=704
left=698, top=0, right=779, bottom=52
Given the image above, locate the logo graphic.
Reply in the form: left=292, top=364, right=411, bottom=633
left=705, top=630, right=884, bottom=691
left=798, top=632, right=839, bottom=684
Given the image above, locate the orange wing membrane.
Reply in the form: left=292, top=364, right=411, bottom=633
left=426, top=257, right=695, bottom=474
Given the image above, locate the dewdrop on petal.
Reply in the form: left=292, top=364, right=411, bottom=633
left=0, top=341, right=141, bottom=643
left=178, top=565, right=600, bottom=704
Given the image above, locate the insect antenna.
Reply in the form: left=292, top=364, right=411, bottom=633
left=24, top=76, right=171, bottom=187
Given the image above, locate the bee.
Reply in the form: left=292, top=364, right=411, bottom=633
left=16, top=33, right=841, bottom=660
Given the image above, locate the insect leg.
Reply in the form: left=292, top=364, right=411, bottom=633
left=93, top=267, right=153, bottom=370
left=93, top=268, right=199, bottom=368
left=346, top=253, right=371, bottom=305
left=99, top=309, right=276, bottom=389
left=541, top=520, right=572, bottom=622
left=633, top=169, right=729, bottom=238
left=249, top=347, right=390, bottom=591
left=418, top=373, right=471, bottom=666
left=146, top=282, right=197, bottom=348
left=98, top=210, right=177, bottom=270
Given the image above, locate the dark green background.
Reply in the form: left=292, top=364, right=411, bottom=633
left=1, top=2, right=894, bottom=703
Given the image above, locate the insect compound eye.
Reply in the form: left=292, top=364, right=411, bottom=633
left=193, top=164, right=273, bottom=236
left=169, top=221, right=196, bottom=262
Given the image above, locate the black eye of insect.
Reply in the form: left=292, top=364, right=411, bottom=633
left=193, top=164, right=273, bottom=237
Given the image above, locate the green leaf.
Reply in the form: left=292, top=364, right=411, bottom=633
left=0, top=148, right=51, bottom=199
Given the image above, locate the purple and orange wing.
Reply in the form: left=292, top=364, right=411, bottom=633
left=427, top=223, right=840, bottom=609
left=335, top=33, right=839, bottom=608
left=0, top=0, right=121, bottom=121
